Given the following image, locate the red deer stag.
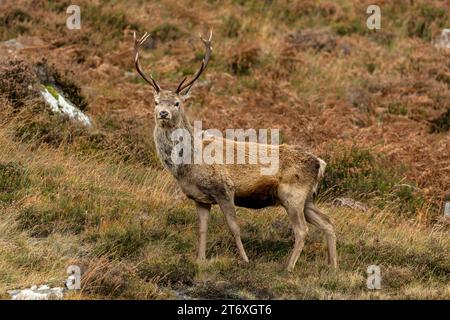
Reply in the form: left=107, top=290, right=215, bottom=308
left=133, top=31, right=337, bottom=271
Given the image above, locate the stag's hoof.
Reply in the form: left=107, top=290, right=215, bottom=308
left=241, top=256, right=249, bottom=263
left=329, top=262, right=338, bottom=269
left=236, top=257, right=250, bottom=265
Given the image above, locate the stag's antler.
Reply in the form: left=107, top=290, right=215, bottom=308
left=133, top=32, right=160, bottom=93
left=175, top=30, right=213, bottom=95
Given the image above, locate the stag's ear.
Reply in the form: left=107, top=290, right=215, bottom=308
left=153, top=90, right=160, bottom=102
left=179, top=89, right=191, bottom=101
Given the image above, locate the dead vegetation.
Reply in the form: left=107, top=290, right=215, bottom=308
left=0, top=0, right=449, bottom=299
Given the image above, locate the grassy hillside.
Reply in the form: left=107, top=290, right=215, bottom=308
left=0, top=0, right=449, bottom=299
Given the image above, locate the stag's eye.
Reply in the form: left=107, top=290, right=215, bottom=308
left=155, top=101, right=159, bottom=105
left=175, top=102, right=180, bottom=107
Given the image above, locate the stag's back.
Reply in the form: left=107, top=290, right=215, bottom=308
left=204, top=137, right=323, bottom=208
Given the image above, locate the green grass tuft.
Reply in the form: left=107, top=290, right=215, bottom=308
left=0, top=162, right=27, bottom=203
left=138, top=255, right=198, bottom=286
left=319, top=144, right=424, bottom=214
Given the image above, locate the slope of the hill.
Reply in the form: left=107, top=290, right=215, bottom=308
left=0, top=0, right=449, bottom=299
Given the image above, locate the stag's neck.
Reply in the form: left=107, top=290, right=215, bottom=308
left=153, top=113, right=193, bottom=177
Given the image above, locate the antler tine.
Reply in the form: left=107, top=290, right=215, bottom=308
left=203, top=29, right=213, bottom=42
left=175, top=77, right=188, bottom=93
left=133, top=32, right=160, bottom=93
left=175, top=30, right=213, bottom=94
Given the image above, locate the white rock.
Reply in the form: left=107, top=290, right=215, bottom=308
left=0, top=38, right=24, bottom=50
left=332, top=197, right=369, bottom=212
left=444, top=201, right=450, bottom=217
left=40, top=87, right=92, bottom=127
left=8, top=285, right=64, bottom=300
left=435, top=29, right=450, bottom=49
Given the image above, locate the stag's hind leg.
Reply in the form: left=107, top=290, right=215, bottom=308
left=278, top=184, right=309, bottom=272
left=304, top=201, right=337, bottom=268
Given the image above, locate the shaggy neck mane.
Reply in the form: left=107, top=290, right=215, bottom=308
left=154, top=110, right=193, bottom=177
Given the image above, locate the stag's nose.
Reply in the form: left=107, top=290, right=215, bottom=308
left=159, top=110, right=169, bottom=119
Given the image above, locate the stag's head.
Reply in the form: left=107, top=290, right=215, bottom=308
left=133, top=31, right=212, bottom=127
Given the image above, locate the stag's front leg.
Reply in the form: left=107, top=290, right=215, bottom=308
left=217, top=199, right=249, bottom=263
left=196, top=202, right=211, bottom=261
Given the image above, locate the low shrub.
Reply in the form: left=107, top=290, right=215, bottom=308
left=228, top=43, right=261, bottom=76
left=430, top=107, right=450, bottom=133
left=93, top=221, right=147, bottom=258
left=17, top=195, right=91, bottom=237
left=83, top=5, right=139, bottom=42
left=77, top=257, right=133, bottom=298
left=0, top=8, right=31, bottom=40
left=0, top=162, right=27, bottom=203
left=151, top=23, right=184, bottom=42
left=318, top=144, right=424, bottom=214
left=406, top=3, right=448, bottom=40
left=0, top=59, right=39, bottom=107
left=221, top=15, right=241, bottom=38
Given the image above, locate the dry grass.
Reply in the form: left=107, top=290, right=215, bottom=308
left=0, top=0, right=449, bottom=299
left=0, top=118, right=448, bottom=299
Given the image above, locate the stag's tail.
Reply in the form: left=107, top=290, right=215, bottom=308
left=317, top=157, right=327, bottom=180
left=312, top=157, right=327, bottom=195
